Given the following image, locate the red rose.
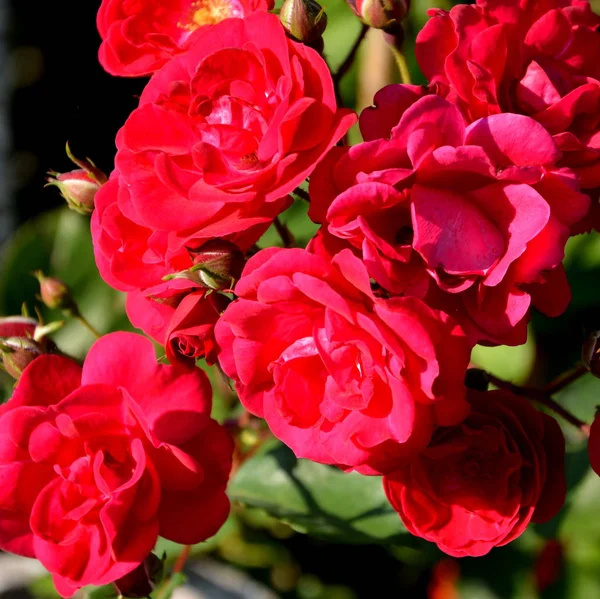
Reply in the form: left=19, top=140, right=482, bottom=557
left=97, top=0, right=273, bottom=77
left=126, top=290, right=227, bottom=367
left=416, top=0, right=600, bottom=190
left=215, top=248, right=471, bottom=474
left=384, top=390, right=566, bottom=557
left=92, top=12, right=355, bottom=335
left=0, top=332, right=233, bottom=596
left=309, top=90, right=589, bottom=345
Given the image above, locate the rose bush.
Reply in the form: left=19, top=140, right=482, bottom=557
left=215, top=247, right=471, bottom=474
left=384, top=389, right=566, bottom=557
left=309, top=90, right=590, bottom=345
left=416, top=0, right=600, bottom=192
left=97, top=0, right=274, bottom=77
left=0, top=332, right=232, bottom=596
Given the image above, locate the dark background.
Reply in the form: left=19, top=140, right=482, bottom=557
left=9, top=1, right=143, bottom=226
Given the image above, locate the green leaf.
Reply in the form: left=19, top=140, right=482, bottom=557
left=228, top=442, right=408, bottom=544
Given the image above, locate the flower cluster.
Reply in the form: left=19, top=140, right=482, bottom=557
left=3, top=0, right=600, bottom=595
left=0, top=333, right=232, bottom=595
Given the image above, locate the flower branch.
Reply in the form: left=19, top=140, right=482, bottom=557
left=485, top=372, right=590, bottom=434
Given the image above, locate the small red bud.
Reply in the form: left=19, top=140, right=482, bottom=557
left=280, top=0, right=328, bottom=48
left=346, top=0, right=409, bottom=31
left=46, top=143, right=106, bottom=215
left=583, top=331, right=600, bottom=378
left=33, top=271, right=76, bottom=311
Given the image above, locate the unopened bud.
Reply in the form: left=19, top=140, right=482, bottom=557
left=347, top=0, right=409, bottom=31
left=0, top=337, right=44, bottom=380
left=46, top=143, right=106, bottom=215
left=163, top=240, right=245, bottom=291
left=33, top=271, right=76, bottom=312
left=280, top=0, right=327, bottom=48
left=113, top=553, right=165, bottom=598
left=583, top=331, right=600, bottom=378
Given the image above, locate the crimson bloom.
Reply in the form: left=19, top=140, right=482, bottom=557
left=0, top=333, right=232, bottom=596
left=416, top=0, right=600, bottom=191
left=215, top=247, right=471, bottom=475
left=97, top=0, right=274, bottom=77
left=310, top=89, right=589, bottom=345
left=92, top=12, right=355, bottom=350
left=384, top=390, right=566, bottom=557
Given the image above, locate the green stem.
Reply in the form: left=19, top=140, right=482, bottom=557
left=75, top=313, right=101, bottom=339
left=390, top=45, right=412, bottom=84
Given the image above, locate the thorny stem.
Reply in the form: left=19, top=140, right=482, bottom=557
left=486, top=372, right=590, bottom=434
left=274, top=217, right=296, bottom=248
left=333, top=23, right=369, bottom=103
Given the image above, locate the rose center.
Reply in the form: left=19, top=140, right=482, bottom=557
left=180, top=0, right=236, bottom=30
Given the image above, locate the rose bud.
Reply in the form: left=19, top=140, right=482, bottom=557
left=33, top=271, right=76, bottom=312
left=46, top=171, right=101, bottom=215
left=0, top=316, right=62, bottom=380
left=0, top=337, right=44, bottom=380
left=165, top=240, right=245, bottom=291
left=346, top=0, right=409, bottom=32
left=166, top=291, right=230, bottom=368
left=113, top=553, right=165, bottom=598
left=46, top=144, right=106, bottom=215
left=280, top=0, right=327, bottom=51
left=582, top=331, right=600, bottom=378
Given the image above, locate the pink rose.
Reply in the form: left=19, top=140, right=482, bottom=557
left=215, top=247, right=471, bottom=474
left=416, top=0, right=600, bottom=191
left=309, top=90, right=589, bottom=345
